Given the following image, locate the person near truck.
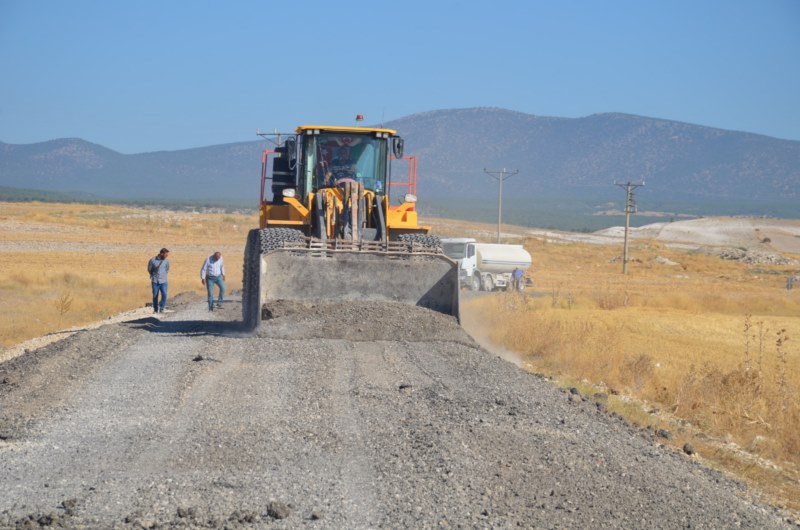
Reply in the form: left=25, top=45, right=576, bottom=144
left=201, top=251, right=226, bottom=311
left=513, top=267, right=523, bottom=291
left=147, top=248, right=170, bottom=314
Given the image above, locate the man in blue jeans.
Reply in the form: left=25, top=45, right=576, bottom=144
left=200, top=251, right=226, bottom=311
left=147, top=248, right=170, bottom=313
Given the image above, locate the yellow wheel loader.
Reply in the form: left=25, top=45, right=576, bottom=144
left=242, top=125, right=459, bottom=329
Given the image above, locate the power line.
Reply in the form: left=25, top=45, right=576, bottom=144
left=484, top=168, right=519, bottom=243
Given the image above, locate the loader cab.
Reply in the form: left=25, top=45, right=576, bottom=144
left=299, top=129, right=390, bottom=196
left=260, top=125, right=410, bottom=233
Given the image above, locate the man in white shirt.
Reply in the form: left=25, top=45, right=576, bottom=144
left=200, top=251, right=226, bottom=311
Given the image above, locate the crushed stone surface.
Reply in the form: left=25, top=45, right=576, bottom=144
left=0, top=298, right=795, bottom=529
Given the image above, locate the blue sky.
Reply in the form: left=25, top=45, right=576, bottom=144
left=1, top=0, right=798, bottom=153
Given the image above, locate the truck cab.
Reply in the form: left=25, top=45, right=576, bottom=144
left=441, top=238, right=478, bottom=288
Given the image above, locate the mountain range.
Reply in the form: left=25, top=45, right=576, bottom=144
left=1, top=108, right=798, bottom=206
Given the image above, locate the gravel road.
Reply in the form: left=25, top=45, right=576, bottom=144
left=0, top=296, right=794, bottom=529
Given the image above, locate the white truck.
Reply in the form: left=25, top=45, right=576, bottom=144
left=440, top=238, right=532, bottom=292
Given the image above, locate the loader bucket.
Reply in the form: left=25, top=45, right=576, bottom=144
left=258, top=246, right=460, bottom=321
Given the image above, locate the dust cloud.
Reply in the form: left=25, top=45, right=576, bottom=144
left=459, top=303, right=524, bottom=367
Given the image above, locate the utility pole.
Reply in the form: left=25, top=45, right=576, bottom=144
left=484, top=168, right=519, bottom=243
left=614, top=180, right=645, bottom=274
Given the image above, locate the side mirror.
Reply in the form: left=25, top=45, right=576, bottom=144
left=285, top=137, right=297, bottom=170
left=392, top=137, right=404, bottom=158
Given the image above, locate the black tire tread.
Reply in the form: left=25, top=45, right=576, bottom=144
left=242, top=227, right=305, bottom=330
left=397, top=233, right=442, bottom=251
left=242, top=229, right=261, bottom=330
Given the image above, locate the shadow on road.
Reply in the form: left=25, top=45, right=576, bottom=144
left=125, top=317, right=247, bottom=337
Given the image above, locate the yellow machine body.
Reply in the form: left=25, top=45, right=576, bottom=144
left=242, top=125, right=459, bottom=329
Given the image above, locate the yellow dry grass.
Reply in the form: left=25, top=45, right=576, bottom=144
left=437, top=220, right=800, bottom=512
left=0, top=202, right=253, bottom=347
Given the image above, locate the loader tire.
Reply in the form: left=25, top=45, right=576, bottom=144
left=398, top=233, right=441, bottom=252
left=243, top=228, right=305, bottom=330
left=259, top=227, right=305, bottom=253
left=242, top=228, right=262, bottom=331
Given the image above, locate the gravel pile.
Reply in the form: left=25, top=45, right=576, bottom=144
left=718, top=247, right=799, bottom=265
left=0, top=298, right=795, bottom=528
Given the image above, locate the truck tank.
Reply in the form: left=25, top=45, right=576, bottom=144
left=474, top=244, right=532, bottom=274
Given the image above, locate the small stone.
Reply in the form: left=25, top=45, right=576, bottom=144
left=193, top=355, right=204, bottom=362
left=60, top=498, right=78, bottom=516
left=683, top=443, right=696, bottom=455
left=266, top=501, right=290, bottom=520
left=656, top=428, right=672, bottom=440
left=569, top=387, right=580, bottom=395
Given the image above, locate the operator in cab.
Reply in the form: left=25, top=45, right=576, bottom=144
left=329, top=146, right=357, bottom=182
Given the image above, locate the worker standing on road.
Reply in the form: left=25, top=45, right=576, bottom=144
left=201, top=251, right=226, bottom=311
left=147, top=248, right=170, bottom=314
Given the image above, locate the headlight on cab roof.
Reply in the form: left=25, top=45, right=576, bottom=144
left=404, top=194, right=417, bottom=203
left=282, top=188, right=296, bottom=198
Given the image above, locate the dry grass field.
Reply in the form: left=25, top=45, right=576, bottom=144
left=1, top=201, right=799, bottom=511
left=430, top=218, right=800, bottom=512
left=0, top=202, right=251, bottom=348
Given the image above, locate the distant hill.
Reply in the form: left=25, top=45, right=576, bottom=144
left=386, top=108, right=800, bottom=201
left=0, top=138, right=264, bottom=201
left=0, top=185, right=101, bottom=203
left=1, top=108, right=798, bottom=206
